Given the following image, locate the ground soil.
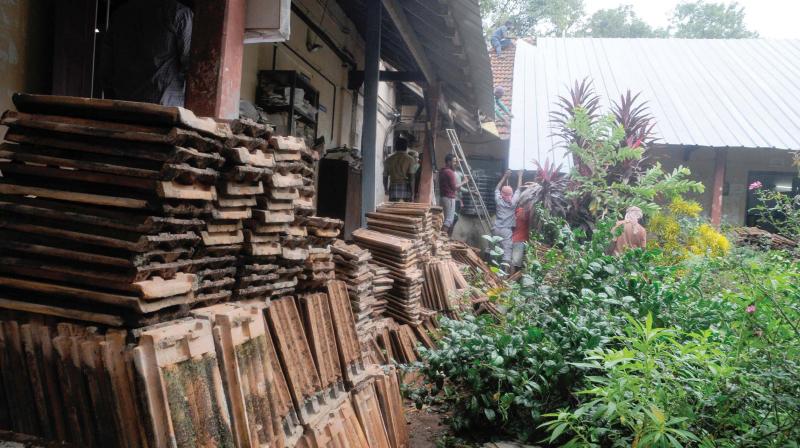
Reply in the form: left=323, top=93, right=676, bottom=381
left=405, top=401, right=449, bottom=447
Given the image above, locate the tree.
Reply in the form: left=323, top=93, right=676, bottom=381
left=580, top=5, right=667, bottom=38
left=480, top=0, right=585, bottom=39
left=670, top=0, right=758, bottom=38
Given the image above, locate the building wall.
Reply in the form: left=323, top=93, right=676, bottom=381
left=0, top=0, right=398, bottom=214
left=240, top=0, right=399, bottom=212
left=0, top=0, right=51, bottom=128
left=650, top=146, right=797, bottom=226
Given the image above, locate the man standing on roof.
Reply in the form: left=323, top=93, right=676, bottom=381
left=494, top=86, right=513, bottom=124
left=383, top=137, right=417, bottom=202
left=101, top=0, right=193, bottom=106
left=491, top=21, right=513, bottom=57
left=493, top=170, right=523, bottom=268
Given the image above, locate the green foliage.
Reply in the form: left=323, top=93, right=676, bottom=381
left=579, top=5, right=667, bottom=38
left=566, top=109, right=704, bottom=220
left=670, top=0, right=758, bottom=38
left=481, top=0, right=758, bottom=39
left=416, top=221, right=800, bottom=446
left=480, top=0, right=585, bottom=38
left=749, top=185, right=800, bottom=241
left=483, top=234, right=509, bottom=273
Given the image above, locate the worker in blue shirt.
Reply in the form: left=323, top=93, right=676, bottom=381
left=491, top=21, right=513, bottom=57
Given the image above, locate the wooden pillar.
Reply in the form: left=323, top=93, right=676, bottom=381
left=710, top=149, right=727, bottom=227
left=185, top=0, right=246, bottom=119
left=360, top=0, right=381, bottom=221
left=417, top=83, right=441, bottom=205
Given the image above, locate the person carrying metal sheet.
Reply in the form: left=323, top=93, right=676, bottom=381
left=493, top=170, right=522, bottom=268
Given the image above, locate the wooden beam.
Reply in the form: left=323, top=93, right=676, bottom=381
left=185, top=0, right=246, bottom=119
left=417, top=83, right=441, bottom=205
left=348, top=71, right=426, bottom=90
left=381, top=0, right=437, bottom=84
left=291, top=3, right=356, bottom=68
left=710, top=149, right=727, bottom=227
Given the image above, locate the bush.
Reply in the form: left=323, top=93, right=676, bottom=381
left=416, top=220, right=800, bottom=446
left=648, top=197, right=730, bottom=261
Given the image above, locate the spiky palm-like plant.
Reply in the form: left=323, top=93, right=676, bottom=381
left=608, top=90, right=659, bottom=184
left=550, top=78, right=601, bottom=176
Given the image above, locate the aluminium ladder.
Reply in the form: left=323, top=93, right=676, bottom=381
left=445, top=128, right=493, bottom=234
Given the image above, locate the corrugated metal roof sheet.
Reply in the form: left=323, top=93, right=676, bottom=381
left=508, top=38, right=800, bottom=170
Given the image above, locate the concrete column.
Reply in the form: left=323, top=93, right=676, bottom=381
left=185, top=0, right=246, bottom=119
left=360, top=0, right=381, bottom=221
left=710, top=148, right=727, bottom=227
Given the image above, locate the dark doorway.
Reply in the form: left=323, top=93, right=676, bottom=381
left=51, top=0, right=195, bottom=98
left=745, top=171, right=800, bottom=229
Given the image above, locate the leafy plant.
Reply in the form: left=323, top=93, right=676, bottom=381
left=518, top=159, right=569, bottom=239
left=749, top=183, right=800, bottom=241
left=611, top=90, right=658, bottom=150
left=565, top=109, right=704, bottom=219
left=417, top=219, right=800, bottom=446
left=551, top=78, right=601, bottom=172
left=649, top=197, right=730, bottom=261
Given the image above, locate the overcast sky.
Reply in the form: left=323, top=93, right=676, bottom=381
left=586, top=0, right=800, bottom=39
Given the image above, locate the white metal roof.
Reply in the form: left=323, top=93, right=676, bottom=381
left=508, top=38, right=800, bottom=170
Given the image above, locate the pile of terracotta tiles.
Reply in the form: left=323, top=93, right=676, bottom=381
left=0, top=281, right=409, bottom=448
left=0, top=94, right=424, bottom=448
left=0, top=94, right=233, bottom=326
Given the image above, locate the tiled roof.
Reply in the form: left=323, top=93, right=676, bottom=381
left=490, top=38, right=534, bottom=139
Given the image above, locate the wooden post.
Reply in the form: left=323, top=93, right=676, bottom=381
left=185, top=0, right=246, bottom=119
left=710, top=149, right=727, bottom=227
left=417, top=83, right=440, bottom=205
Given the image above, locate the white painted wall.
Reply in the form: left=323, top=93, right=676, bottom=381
left=240, top=0, right=398, bottom=213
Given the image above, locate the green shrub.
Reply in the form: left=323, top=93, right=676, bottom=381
left=416, top=220, right=800, bottom=446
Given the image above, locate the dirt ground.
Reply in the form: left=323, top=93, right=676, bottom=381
left=405, top=401, right=449, bottom=447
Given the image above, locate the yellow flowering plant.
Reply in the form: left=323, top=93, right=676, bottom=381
left=648, top=198, right=730, bottom=261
